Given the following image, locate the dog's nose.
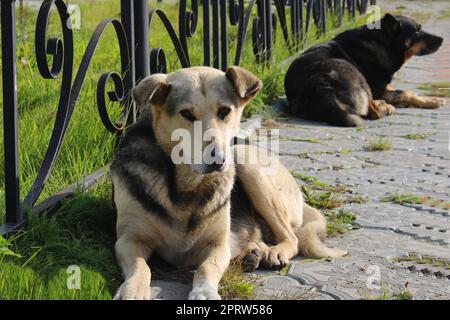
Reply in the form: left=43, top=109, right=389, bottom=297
left=208, top=162, right=225, bottom=172
left=208, top=149, right=227, bottom=172
left=430, top=36, right=443, bottom=48
left=428, top=37, right=444, bottom=54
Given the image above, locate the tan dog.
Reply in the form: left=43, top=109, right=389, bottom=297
left=110, top=66, right=346, bottom=300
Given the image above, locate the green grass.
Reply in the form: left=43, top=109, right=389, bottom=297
left=364, top=284, right=413, bottom=301
left=391, top=253, right=449, bottom=269
left=0, top=235, right=21, bottom=258
left=0, top=0, right=370, bottom=300
left=364, top=138, right=393, bottom=152
left=301, top=186, right=344, bottom=210
left=292, top=173, right=349, bottom=193
left=388, top=8, right=432, bottom=24
left=0, top=181, right=120, bottom=299
left=218, top=264, right=255, bottom=300
left=382, top=193, right=450, bottom=210
left=382, top=193, right=424, bottom=205
left=373, top=289, right=413, bottom=300
left=401, top=133, right=430, bottom=140
left=297, top=171, right=366, bottom=212
left=326, top=209, right=356, bottom=236
left=281, top=137, right=322, bottom=143
left=391, top=291, right=413, bottom=300
left=297, top=174, right=362, bottom=236
left=438, top=9, right=450, bottom=20
left=417, top=82, right=450, bottom=98
left=297, top=149, right=354, bottom=158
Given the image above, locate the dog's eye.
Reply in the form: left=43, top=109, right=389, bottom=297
left=217, top=106, right=231, bottom=120
left=180, top=109, right=196, bottom=122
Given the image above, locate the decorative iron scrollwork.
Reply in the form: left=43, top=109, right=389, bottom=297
left=24, top=0, right=130, bottom=208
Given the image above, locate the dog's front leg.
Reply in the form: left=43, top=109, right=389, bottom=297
left=114, top=235, right=153, bottom=300
left=383, top=90, right=445, bottom=109
left=189, top=236, right=231, bottom=300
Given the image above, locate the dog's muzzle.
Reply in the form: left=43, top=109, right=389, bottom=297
left=207, top=149, right=229, bottom=173
left=193, top=149, right=230, bottom=174
left=417, top=33, right=443, bottom=56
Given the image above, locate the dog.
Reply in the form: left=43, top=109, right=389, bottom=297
left=110, top=66, right=346, bottom=300
left=284, top=14, right=445, bottom=127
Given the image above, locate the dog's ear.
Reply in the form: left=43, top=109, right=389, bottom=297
left=132, top=74, right=171, bottom=107
left=225, top=66, right=263, bottom=103
left=382, top=13, right=401, bottom=35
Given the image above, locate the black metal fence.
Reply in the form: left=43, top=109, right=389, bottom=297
left=0, top=0, right=376, bottom=235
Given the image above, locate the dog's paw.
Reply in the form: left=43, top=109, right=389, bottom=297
left=424, top=97, right=446, bottom=109
left=189, top=284, right=221, bottom=300
left=113, top=279, right=152, bottom=300
left=241, top=248, right=261, bottom=272
left=260, top=246, right=289, bottom=270
left=385, top=103, right=396, bottom=115
left=374, top=100, right=396, bottom=116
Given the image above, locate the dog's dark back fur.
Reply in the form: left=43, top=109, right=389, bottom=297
left=284, top=14, right=443, bottom=126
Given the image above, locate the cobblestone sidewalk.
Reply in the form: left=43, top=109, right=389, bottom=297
left=151, top=0, right=450, bottom=300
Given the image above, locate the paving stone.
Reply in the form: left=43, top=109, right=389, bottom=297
left=254, top=275, right=337, bottom=300
left=151, top=280, right=191, bottom=300
left=396, top=226, right=450, bottom=246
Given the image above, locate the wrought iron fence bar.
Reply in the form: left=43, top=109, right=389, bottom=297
left=203, top=0, right=211, bottom=66
left=305, top=0, right=312, bottom=39
left=134, top=0, right=150, bottom=83
left=264, top=0, right=272, bottom=62
left=321, top=0, right=327, bottom=35
left=257, top=0, right=266, bottom=61
left=23, top=0, right=74, bottom=211
left=289, top=0, right=298, bottom=45
left=1, top=0, right=22, bottom=225
left=212, top=0, right=220, bottom=69
left=121, top=0, right=136, bottom=123
left=298, top=0, right=303, bottom=44
left=272, top=0, right=289, bottom=48
left=220, top=0, right=228, bottom=71
left=234, top=0, right=256, bottom=66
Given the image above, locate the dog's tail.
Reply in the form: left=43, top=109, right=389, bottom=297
left=295, top=93, right=364, bottom=127
left=326, top=98, right=364, bottom=127
left=328, top=108, right=364, bottom=127
left=294, top=203, right=348, bottom=258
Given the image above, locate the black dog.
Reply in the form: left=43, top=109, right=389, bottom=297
left=284, top=14, right=444, bottom=127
